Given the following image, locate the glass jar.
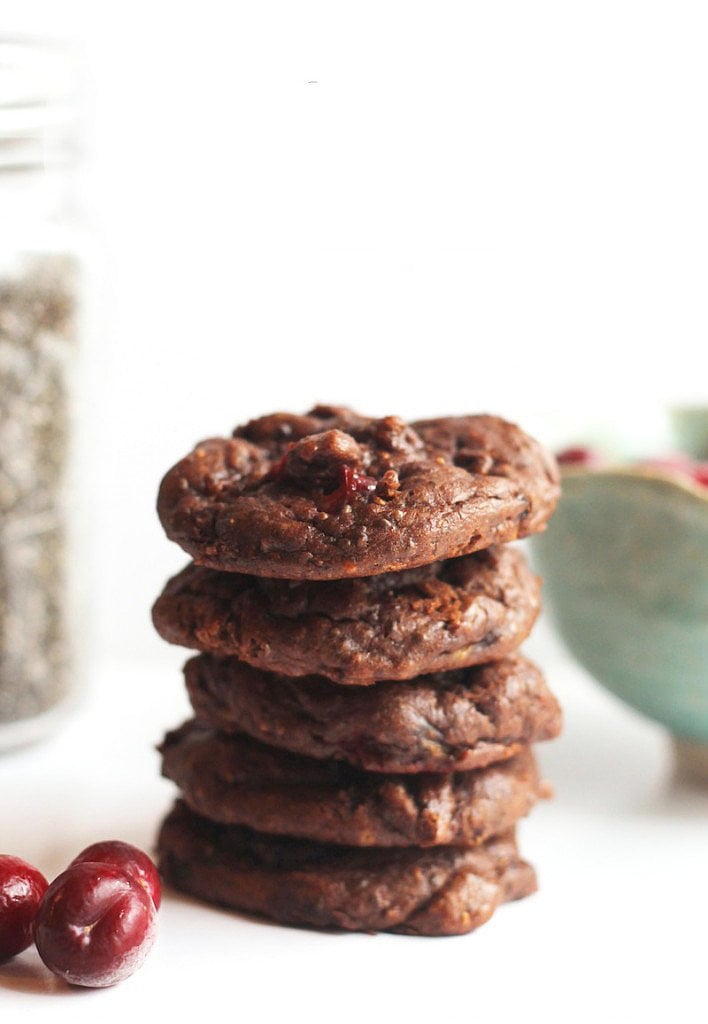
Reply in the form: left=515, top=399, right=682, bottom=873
left=0, top=39, right=83, bottom=750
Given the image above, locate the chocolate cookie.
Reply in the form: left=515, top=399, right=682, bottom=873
left=184, top=653, right=562, bottom=773
left=158, top=801, right=537, bottom=935
left=156, top=406, right=560, bottom=579
left=159, top=722, right=546, bottom=847
left=152, top=545, right=540, bottom=685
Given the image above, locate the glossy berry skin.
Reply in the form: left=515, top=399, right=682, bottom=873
left=34, top=862, right=157, bottom=988
left=0, top=855, right=48, bottom=961
left=70, top=841, right=162, bottom=909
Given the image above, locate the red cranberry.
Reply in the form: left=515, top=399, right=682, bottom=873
left=281, top=430, right=364, bottom=490
left=319, top=464, right=377, bottom=512
left=556, top=446, right=601, bottom=467
left=34, top=862, right=157, bottom=988
left=70, top=841, right=161, bottom=910
left=0, top=855, right=48, bottom=961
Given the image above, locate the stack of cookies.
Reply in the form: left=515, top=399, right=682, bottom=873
left=153, top=406, right=561, bottom=936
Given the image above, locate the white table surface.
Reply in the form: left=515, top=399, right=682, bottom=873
left=1, top=621, right=706, bottom=1023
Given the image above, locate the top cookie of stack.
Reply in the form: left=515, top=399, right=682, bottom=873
left=156, top=405, right=560, bottom=580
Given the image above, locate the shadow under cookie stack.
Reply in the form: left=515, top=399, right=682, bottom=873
left=153, top=407, right=561, bottom=936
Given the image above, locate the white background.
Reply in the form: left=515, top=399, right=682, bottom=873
left=2, top=625, right=706, bottom=1022
left=1, top=3, right=707, bottom=1021
left=4, top=0, right=707, bottom=664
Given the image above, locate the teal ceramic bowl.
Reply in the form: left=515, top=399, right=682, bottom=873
left=531, top=408, right=708, bottom=782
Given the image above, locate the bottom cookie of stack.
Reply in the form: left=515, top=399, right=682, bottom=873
left=158, top=801, right=537, bottom=936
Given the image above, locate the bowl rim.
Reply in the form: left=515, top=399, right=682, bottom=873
left=559, top=464, right=708, bottom=503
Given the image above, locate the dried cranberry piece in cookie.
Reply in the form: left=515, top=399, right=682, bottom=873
left=282, top=430, right=365, bottom=489
left=319, top=464, right=377, bottom=513
left=268, top=430, right=377, bottom=512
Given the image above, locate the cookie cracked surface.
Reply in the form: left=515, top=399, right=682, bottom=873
left=157, top=801, right=537, bottom=935
left=152, top=545, right=540, bottom=684
left=184, top=653, right=562, bottom=773
left=159, top=722, right=546, bottom=847
left=156, top=406, right=560, bottom=579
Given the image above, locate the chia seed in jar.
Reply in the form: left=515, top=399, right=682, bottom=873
left=0, top=40, right=83, bottom=750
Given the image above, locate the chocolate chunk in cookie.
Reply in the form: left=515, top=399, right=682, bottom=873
left=157, top=801, right=537, bottom=935
left=156, top=407, right=559, bottom=579
left=184, top=653, right=561, bottom=773
left=152, top=545, right=540, bottom=685
left=159, top=722, right=547, bottom=847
